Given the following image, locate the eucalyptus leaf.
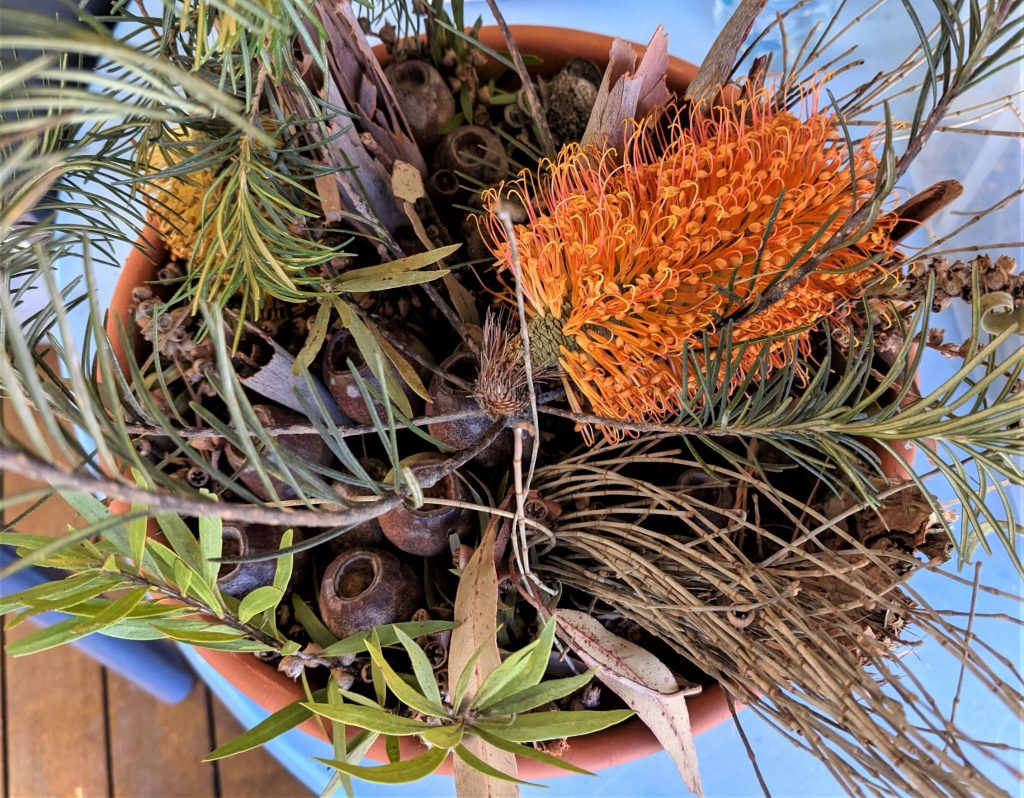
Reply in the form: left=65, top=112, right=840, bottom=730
left=302, top=702, right=432, bottom=736
left=205, top=689, right=327, bottom=761
left=315, top=746, right=448, bottom=784
left=476, top=710, right=634, bottom=743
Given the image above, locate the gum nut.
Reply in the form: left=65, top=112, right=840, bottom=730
left=217, top=524, right=303, bottom=598
left=432, top=125, right=508, bottom=184
left=427, top=351, right=511, bottom=466
left=378, top=453, right=472, bottom=557
left=222, top=405, right=332, bottom=501
left=385, top=59, right=456, bottom=147
left=318, top=548, right=423, bottom=639
left=324, top=480, right=388, bottom=554
left=322, top=330, right=423, bottom=425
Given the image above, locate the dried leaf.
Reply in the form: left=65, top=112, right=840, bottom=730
left=365, top=317, right=431, bottom=403
left=555, top=610, right=703, bottom=796
left=450, top=522, right=519, bottom=798
left=391, top=160, right=425, bottom=204
left=315, top=174, right=344, bottom=222
left=334, top=300, right=414, bottom=418
left=686, top=0, right=767, bottom=105
left=292, top=300, right=333, bottom=376
left=238, top=321, right=346, bottom=422
left=888, top=179, right=964, bottom=242
left=444, top=273, right=482, bottom=332
left=981, top=292, right=1024, bottom=335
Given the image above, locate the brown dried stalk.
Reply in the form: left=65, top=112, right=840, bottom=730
left=525, top=439, right=1022, bottom=797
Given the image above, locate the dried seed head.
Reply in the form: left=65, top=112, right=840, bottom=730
left=474, top=311, right=555, bottom=420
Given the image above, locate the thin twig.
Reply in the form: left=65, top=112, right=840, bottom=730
left=946, top=561, right=983, bottom=748
left=0, top=422, right=503, bottom=531
left=727, top=692, right=774, bottom=798
left=483, top=0, right=556, bottom=158
left=123, top=408, right=490, bottom=440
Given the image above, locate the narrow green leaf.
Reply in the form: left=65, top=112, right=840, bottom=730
left=6, top=587, right=148, bottom=656
left=197, top=495, right=223, bottom=589
left=393, top=627, right=442, bottom=706
left=237, top=585, right=284, bottom=623
left=315, top=745, right=447, bottom=784
left=174, top=559, right=194, bottom=597
left=420, top=722, right=465, bottom=750
left=474, top=727, right=594, bottom=777
left=454, top=743, right=539, bottom=787
left=2, top=571, right=117, bottom=611
left=474, top=618, right=556, bottom=711
left=271, top=529, right=295, bottom=595
left=128, top=511, right=147, bottom=572
left=58, top=489, right=131, bottom=556
left=475, top=709, right=634, bottom=742
left=205, top=689, right=326, bottom=761
left=482, top=671, right=598, bottom=717
left=302, top=702, right=431, bottom=736
left=453, top=637, right=490, bottom=711
left=155, top=513, right=202, bottom=571
left=365, top=636, right=447, bottom=718
left=292, top=594, right=338, bottom=649
left=320, top=621, right=457, bottom=658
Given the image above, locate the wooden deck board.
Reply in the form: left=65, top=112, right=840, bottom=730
left=105, top=675, right=217, bottom=798
left=2, top=374, right=309, bottom=797
left=4, top=622, right=111, bottom=798
left=211, top=702, right=308, bottom=798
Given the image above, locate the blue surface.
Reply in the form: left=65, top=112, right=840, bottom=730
left=34, top=1, right=1023, bottom=795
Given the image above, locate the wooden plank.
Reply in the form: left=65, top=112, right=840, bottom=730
left=211, top=699, right=309, bottom=797
left=3, top=622, right=111, bottom=798
left=104, top=672, right=218, bottom=797
left=2, top=361, right=112, bottom=798
left=1, top=619, right=7, bottom=797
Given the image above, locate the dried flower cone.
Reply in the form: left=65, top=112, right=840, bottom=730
left=485, top=90, right=899, bottom=438
left=141, top=132, right=217, bottom=262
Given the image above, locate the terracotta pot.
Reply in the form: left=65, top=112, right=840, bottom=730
left=106, top=26, right=742, bottom=779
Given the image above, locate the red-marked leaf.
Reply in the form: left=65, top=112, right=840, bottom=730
left=555, top=610, right=703, bottom=797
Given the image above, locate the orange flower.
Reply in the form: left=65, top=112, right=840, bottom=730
left=484, top=91, right=897, bottom=440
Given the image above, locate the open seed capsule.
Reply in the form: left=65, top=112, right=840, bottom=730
left=318, top=548, right=422, bottom=638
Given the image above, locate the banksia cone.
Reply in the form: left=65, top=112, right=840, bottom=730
left=142, top=133, right=216, bottom=261
left=483, top=90, right=899, bottom=440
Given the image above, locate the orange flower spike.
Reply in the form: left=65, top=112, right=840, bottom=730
left=484, top=88, right=897, bottom=440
